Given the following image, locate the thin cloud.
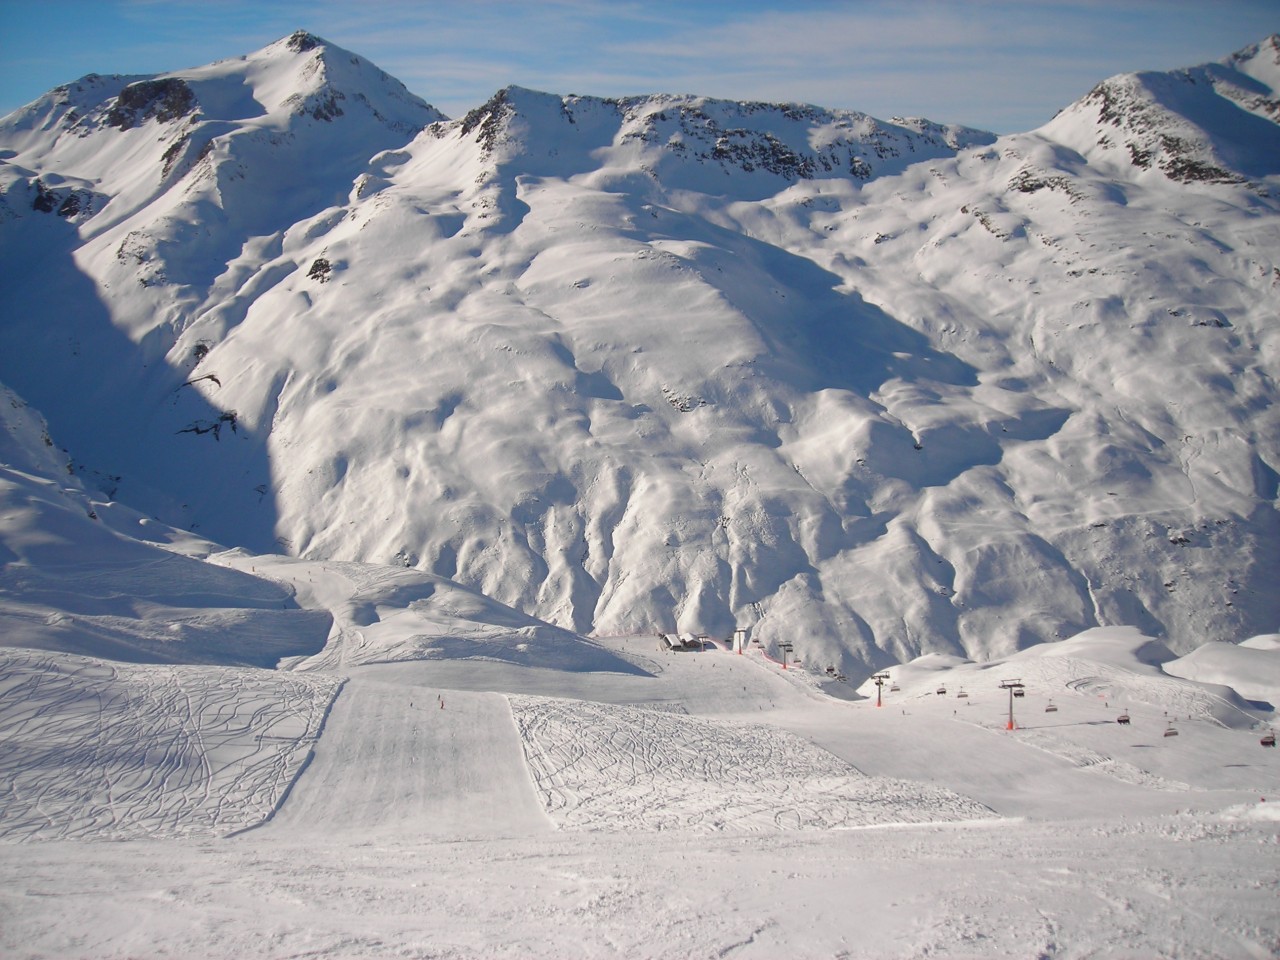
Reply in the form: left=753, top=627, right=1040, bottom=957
left=0, top=0, right=1275, bottom=130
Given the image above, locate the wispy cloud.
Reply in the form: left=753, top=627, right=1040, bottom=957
left=1, top=0, right=1275, bottom=130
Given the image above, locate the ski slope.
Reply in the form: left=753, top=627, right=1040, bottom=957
left=0, top=647, right=339, bottom=841
left=1, top=621, right=1276, bottom=959
left=0, top=391, right=1276, bottom=956
left=259, top=680, right=552, bottom=839
left=511, top=693, right=994, bottom=831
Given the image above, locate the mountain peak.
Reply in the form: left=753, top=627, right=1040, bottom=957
left=283, top=29, right=325, bottom=54
left=1227, top=32, right=1280, bottom=68
left=1038, top=35, right=1280, bottom=185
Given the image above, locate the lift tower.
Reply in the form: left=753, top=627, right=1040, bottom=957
left=999, top=679, right=1025, bottom=730
left=872, top=672, right=891, bottom=708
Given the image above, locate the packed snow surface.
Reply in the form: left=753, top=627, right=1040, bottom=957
left=0, top=440, right=1276, bottom=954
left=511, top=694, right=995, bottom=831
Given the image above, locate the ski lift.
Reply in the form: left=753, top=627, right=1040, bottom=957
left=936, top=685, right=947, bottom=695
left=1163, top=723, right=1179, bottom=738
left=1261, top=731, right=1276, bottom=748
left=1116, top=713, right=1131, bottom=725
left=1012, top=687, right=1026, bottom=698
left=956, top=689, right=969, bottom=699
left=1044, top=701, right=1058, bottom=713
left=889, top=683, right=900, bottom=693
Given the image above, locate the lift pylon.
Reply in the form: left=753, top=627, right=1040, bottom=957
left=871, top=672, right=890, bottom=707
left=999, top=679, right=1025, bottom=730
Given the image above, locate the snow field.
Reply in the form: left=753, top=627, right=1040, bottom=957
left=752, top=634, right=1279, bottom=825
left=1165, top=638, right=1280, bottom=708
left=218, top=552, right=633, bottom=674
left=6, top=34, right=1280, bottom=672
left=0, top=648, right=340, bottom=840
left=0, top=29, right=1279, bottom=957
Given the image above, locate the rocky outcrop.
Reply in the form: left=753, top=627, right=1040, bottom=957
left=105, top=78, right=195, bottom=130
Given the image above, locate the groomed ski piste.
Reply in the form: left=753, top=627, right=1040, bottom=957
left=1, top=536, right=1277, bottom=959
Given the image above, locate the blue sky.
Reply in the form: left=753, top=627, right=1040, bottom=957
left=1, top=1, right=1276, bottom=132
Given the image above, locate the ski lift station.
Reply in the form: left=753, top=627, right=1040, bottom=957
left=658, top=632, right=707, bottom=652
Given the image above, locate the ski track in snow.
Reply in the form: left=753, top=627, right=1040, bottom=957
left=0, top=648, right=340, bottom=840
left=1010, top=727, right=1193, bottom=792
left=996, top=654, right=1253, bottom=728
left=510, top=694, right=995, bottom=831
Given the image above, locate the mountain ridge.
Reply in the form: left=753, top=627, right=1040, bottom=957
left=2, top=31, right=1277, bottom=677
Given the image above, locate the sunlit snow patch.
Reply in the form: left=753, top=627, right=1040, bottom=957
left=0, top=648, right=340, bottom=840
left=510, top=695, right=994, bottom=831
left=233, top=556, right=646, bottom=675
left=1164, top=636, right=1280, bottom=710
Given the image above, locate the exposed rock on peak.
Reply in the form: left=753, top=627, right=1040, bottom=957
left=459, top=87, right=514, bottom=154
left=1226, top=33, right=1280, bottom=80
left=285, top=29, right=324, bottom=53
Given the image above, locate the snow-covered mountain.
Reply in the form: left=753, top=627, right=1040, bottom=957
left=2, top=30, right=1278, bottom=676
left=3, top=37, right=1279, bottom=954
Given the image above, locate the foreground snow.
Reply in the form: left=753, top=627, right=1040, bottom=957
left=5, top=814, right=1276, bottom=960
left=0, top=442, right=1275, bottom=954
left=511, top=693, right=995, bottom=831
left=1, top=613, right=1276, bottom=958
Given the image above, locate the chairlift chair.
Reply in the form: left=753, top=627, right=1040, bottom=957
left=1117, top=713, right=1131, bottom=725
left=889, top=683, right=900, bottom=692
left=956, top=689, right=968, bottom=699
left=1012, top=687, right=1026, bottom=698
left=936, top=685, right=947, bottom=695
left=1045, top=701, right=1058, bottom=713
left=1261, top=731, right=1276, bottom=748
left=1163, top=723, right=1179, bottom=738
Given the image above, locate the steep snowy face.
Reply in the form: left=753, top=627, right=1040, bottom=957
left=2, top=34, right=1278, bottom=677
left=1039, top=33, right=1280, bottom=184
left=0, top=384, right=332, bottom=667
left=0, top=27, right=445, bottom=336
left=0, top=31, right=446, bottom=551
